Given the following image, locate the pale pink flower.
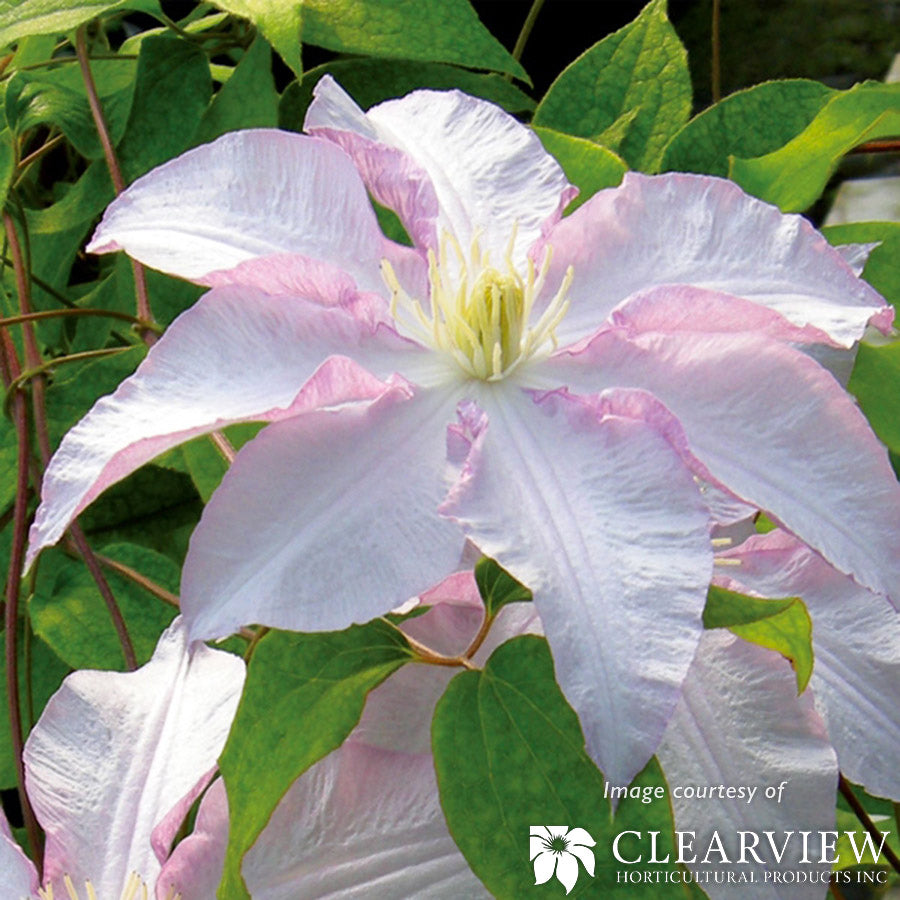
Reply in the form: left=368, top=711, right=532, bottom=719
left=26, top=77, right=900, bottom=785
left=0, top=618, right=244, bottom=900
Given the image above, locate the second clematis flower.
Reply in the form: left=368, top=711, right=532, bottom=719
left=26, top=76, right=900, bottom=786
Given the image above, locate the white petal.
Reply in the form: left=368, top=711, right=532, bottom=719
left=441, top=386, right=713, bottom=785
left=181, top=385, right=464, bottom=640
left=658, top=631, right=837, bottom=900
left=568, top=843, right=595, bottom=877
left=722, top=530, right=900, bottom=801
left=540, top=172, right=891, bottom=347
left=306, top=76, right=574, bottom=267
left=27, top=284, right=415, bottom=568
left=88, top=129, right=391, bottom=293
left=0, top=811, right=38, bottom=898
left=243, top=742, right=489, bottom=899
left=23, top=618, right=245, bottom=899
left=565, top=827, right=596, bottom=848
left=548, top=326, right=900, bottom=608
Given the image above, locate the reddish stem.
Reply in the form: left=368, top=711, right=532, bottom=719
left=75, top=26, right=156, bottom=340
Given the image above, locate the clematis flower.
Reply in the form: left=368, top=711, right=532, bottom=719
left=0, top=618, right=245, bottom=900
left=26, top=77, right=900, bottom=786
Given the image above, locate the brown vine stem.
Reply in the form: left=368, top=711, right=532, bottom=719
left=0, top=331, right=44, bottom=868
left=0, top=307, right=157, bottom=330
left=381, top=618, right=477, bottom=671
left=850, top=138, right=900, bottom=154
left=838, top=774, right=900, bottom=875
left=4, top=210, right=138, bottom=672
left=15, top=133, right=66, bottom=177
left=75, top=26, right=155, bottom=341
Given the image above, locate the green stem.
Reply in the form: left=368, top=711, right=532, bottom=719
left=511, top=0, right=546, bottom=64
left=0, top=307, right=160, bottom=331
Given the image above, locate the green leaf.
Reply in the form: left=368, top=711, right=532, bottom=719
left=177, top=423, right=263, bottom=502
left=532, top=0, right=690, bottom=171
left=730, top=83, right=900, bottom=211
left=0, top=130, right=15, bottom=203
left=847, top=339, right=900, bottom=457
left=0, top=628, right=69, bottom=790
left=118, top=34, right=212, bottom=182
left=45, top=345, right=144, bottom=447
left=704, top=585, right=813, bottom=691
left=0, top=0, right=127, bottom=48
left=0, top=416, right=16, bottom=513
left=5, top=57, right=136, bottom=159
left=533, top=126, right=627, bottom=211
left=193, top=37, right=279, bottom=145
left=301, top=0, right=527, bottom=80
left=474, top=556, right=532, bottom=618
left=279, top=58, right=534, bottom=132
left=433, top=635, right=686, bottom=898
left=660, top=79, right=835, bottom=177
left=210, top=0, right=302, bottom=76
left=217, top=621, right=413, bottom=899
left=29, top=542, right=178, bottom=670
left=823, top=221, right=900, bottom=309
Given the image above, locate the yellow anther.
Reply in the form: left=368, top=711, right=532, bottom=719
left=382, top=228, right=572, bottom=381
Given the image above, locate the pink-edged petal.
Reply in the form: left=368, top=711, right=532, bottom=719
left=532, top=851, right=556, bottom=885
left=555, top=852, right=580, bottom=894
left=156, top=779, right=228, bottom=900
left=306, top=76, right=575, bottom=266
left=0, top=810, right=39, bottom=898
left=539, top=171, right=892, bottom=347
left=355, top=572, right=541, bottom=753
left=181, top=384, right=464, bottom=640
left=242, top=741, right=489, bottom=899
left=547, top=326, right=900, bottom=608
left=658, top=631, right=838, bottom=899
left=23, top=618, right=245, bottom=899
left=26, top=284, right=423, bottom=569
left=440, top=386, right=713, bottom=785
left=87, top=129, right=395, bottom=293
left=721, top=530, right=900, bottom=801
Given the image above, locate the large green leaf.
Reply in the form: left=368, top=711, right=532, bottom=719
left=432, top=636, right=686, bottom=898
left=0, top=0, right=125, bottom=48
left=29, top=542, right=179, bottom=670
left=823, top=221, right=900, bottom=309
left=660, top=79, right=834, bottom=177
left=703, top=585, right=813, bottom=691
left=847, top=339, right=900, bottom=458
left=301, top=0, right=526, bottom=80
left=533, top=126, right=627, bottom=211
left=730, top=82, right=900, bottom=211
left=209, top=0, right=302, bottom=77
left=193, top=37, right=279, bottom=144
left=118, top=34, right=212, bottom=182
left=532, top=0, right=690, bottom=171
left=280, top=58, right=534, bottom=131
left=218, top=621, right=414, bottom=899
left=5, top=58, right=137, bottom=159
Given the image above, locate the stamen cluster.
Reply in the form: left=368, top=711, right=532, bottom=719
left=382, top=228, right=573, bottom=381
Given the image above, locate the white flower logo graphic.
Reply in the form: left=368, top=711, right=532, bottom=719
left=530, top=825, right=596, bottom=894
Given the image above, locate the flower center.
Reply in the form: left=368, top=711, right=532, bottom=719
left=37, top=873, right=181, bottom=900
left=381, top=228, right=573, bottom=381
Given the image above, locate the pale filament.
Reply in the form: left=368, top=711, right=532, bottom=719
left=36, top=872, right=181, bottom=900
left=381, top=226, right=574, bottom=381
